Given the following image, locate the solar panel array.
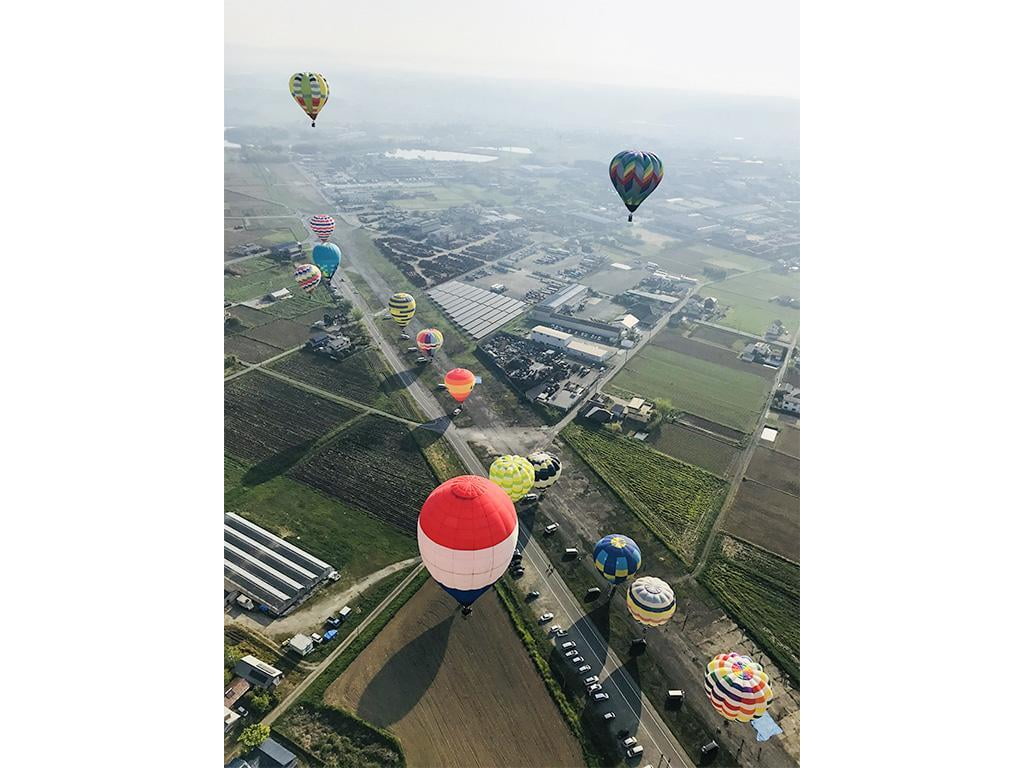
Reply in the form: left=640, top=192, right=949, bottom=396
left=427, top=280, right=528, bottom=339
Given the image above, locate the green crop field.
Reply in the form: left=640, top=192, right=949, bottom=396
left=688, top=324, right=752, bottom=352
left=225, top=456, right=417, bottom=589
left=270, top=348, right=424, bottom=422
left=224, top=260, right=296, bottom=303
left=649, top=422, right=740, bottom=478
left=562, top=423, right=728, bottom=568
left=608, top=344, right=772, bottom=433
left=224, top=373, right=363, bottom=464
left=705, top=289, right=801, bottom=337
left=699, top=534, right=800, bottom=682
left=289, top=415, right=439, bottom=535
left=716, top=269, right=801, bottom=301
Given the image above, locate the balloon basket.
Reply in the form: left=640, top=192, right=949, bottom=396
left=461, top=606, right=473, bottom=618
left=629, top=637, right=647, bottom=655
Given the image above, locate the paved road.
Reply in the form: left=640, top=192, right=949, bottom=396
left=261, top=564, right=425, bottom=728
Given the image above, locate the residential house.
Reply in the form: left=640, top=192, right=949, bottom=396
left=232, top=655, right=283, bottom=689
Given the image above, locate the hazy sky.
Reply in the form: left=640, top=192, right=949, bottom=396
left=225, top=0, right=798, bottom=99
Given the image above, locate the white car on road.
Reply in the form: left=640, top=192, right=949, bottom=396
left=539, top=612, right=554, bottom=623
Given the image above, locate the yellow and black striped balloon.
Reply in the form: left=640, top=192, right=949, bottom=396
left=389, top=292, right=416, bottom=327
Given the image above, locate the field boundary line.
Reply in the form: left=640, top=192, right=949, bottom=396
left=737, top=474, right=800, bottom=500
left=261, top=563, right=425, bottom=727
left=711, top=530, right=802, bottom=569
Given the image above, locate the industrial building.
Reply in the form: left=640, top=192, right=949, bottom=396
left=625, top=289, right=680, bottom=307
left=530, top=307, right=626, bottom=343
left=427, top=280, right=528, bottom=339
left=223, top=513, right=334, bottom=616
left=530, top=325, right=616, bottom=363
left=537, top=283, right=589, bottom=313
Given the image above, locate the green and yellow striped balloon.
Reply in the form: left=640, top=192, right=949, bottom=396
left=488, top=455, right=535, bottom=502
left=389, top=292, right=416, bottom=327
left=290, top=72, right=330, bottom=127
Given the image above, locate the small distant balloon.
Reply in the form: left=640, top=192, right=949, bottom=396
left=309, top=214, right=336, bottom=242
left=293, top=263, right=322, bottom=294
left=609, top=150, right=664, bottom=222
left=389, top=292, right=416, bottom=327
left=444, top=368, right=476, bottom=403
left=311, top=243, right=341, bottom=279
left=290, top=72, right=330, bottom=127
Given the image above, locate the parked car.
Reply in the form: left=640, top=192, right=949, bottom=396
left=539, top=612, right=555, bottom=623
left=583, top=675, right=599, bottom=685
left=435, top=383, right=447, bottom=390
left=626, top=745, right=644, bottom=758
left=399, top=333, right=410, bottom=340
left=570, top=655, right=583, bottom=664
left=450, top=407, right=462, bottom=417
left=593, top=692, right=610, bottom=702
left=586, top=587, right=602, bottom=600
left=555, top=629, right=569, bottom=637
left=603, top=712, right=616, bottom=721
left=323, top=629, right=338, bottom=641
left=521, top=493, right=539, bottom=503
left=587, top=683, right=602, bottom=694
left=561, top=641, right=577, bottom=650
left=547, top=625, right=561, bottom=634
left=526, top=590, right=540, bottom=601
left=544, top=523, right=559, bottom=535
left=339, top=606, right=352, bottom=621
left=511, top=566, right=525, bottom=577
left=578, top=664, right=592, bottom=674
left=407, top=347, right=418, bottom=352
left=235, top=705, right=249, bottom=717
left=325, top=616, right=341, bottom=628
left=622, top=737, right=638, bottom=748
left=311, top=632, right=323, bottom=644
left=416, top=356, right=429, bottom=363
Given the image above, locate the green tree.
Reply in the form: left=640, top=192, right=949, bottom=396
left=248, top=689, right=273, bottom=715
left=652, top=397, right=673, bottom=415
left=238, top=723, right=270, bottom=750
left=224, top=645, right=243, bottom=668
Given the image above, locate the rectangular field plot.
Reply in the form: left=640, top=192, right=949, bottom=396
left=224, top=260, right=296, bottom=303
left=649, top=422, right=740, bottom=478
left=289, top=415, right=439, bottom=534
left=224, top=373, right=362, bottom=464
left=688, top=324, right=754, bottom=352
left=563, top=423, right=727, bottom=568
left=270, top=349, right=424, bottom=422
left=259, top=292, right=332, bottom=320
left=746, top=446, right=800, bottom=496
left=323, top=582, right=586, bottom=768
left=608, top=344, right=772, bottom=434
left=240, top=318, right=312, bottom=351
left=225, top=334, right=283, bottom=365
left=723, top=478, right=800, bottom=562
left=704, top=288, right=801, bottom=337
left=652, top=331, right=778, bottom=380
left=699, top=534, right=800, bottom=681
left=773, top=424, right=800, bottom=458
left=716, top=269, right=801, bottom=301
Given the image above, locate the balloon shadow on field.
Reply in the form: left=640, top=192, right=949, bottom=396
left=356, top=613, right=455, bottom=727
left=241, top=439, right=316, bottom=487
left=570, top=598, right=611, bottom=671
left=381, top=364, right=432, bottom=395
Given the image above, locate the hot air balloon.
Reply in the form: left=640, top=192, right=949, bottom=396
left=311, top=242, right=341, bottom=279
left=389, top=292, right=416, bottom=327
left=418, top=475, right=519, bottom=615
left=526, top=451, right=561, bottom=490
left=626, top=576, right=676, bottom=628
left=293, top=263, right=322, bottom=294
left=488, top=455, right=535, bottom=502
left=309, top=214, right=335, bottom=242
left=609, top=150, right=664, bottom=222
left=704, top=653, right=774, bottom=722
left=416, top=328, right=443, bottom=356
left=444, top=368, right=476, bottom=403
left=593, top=534, right=642, bottom=584
left=290, top=72, right=330, bottom=127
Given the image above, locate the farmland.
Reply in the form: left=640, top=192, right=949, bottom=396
left=704, top=287, right=801, bottom=337
left=225, top=457, right=417, bottom=589
left=224, top=258, right=296, bottom=303
left=608, top=344, right=772, bottom=434
left=722, top=477, right=800, bottom=563
left=772, top=422, right=800, bottom=458
left=224, top=334, right=282, bottom=364
left=260, top=291, right=333, bottom=320
left=289, top=415, right=439, bottom=535
left=323, top=581, right=586, bottom=768
left=270, top=348, right=425, bottom=422
left=274, top=704, right=403, bottom=768
left=652, top=330, right=778, bottom=380
left=746, top=445, right=800, bottom=496
left=716, top=269, right=801, bottom=301
left=562, top=422, right=728, bottom=568
left=688, top=323, right=752, bottom=353
left=224, top=373, right=363, bottom=464
left=238, top=318, right=311, bottom=351
left=649, top=421, right=741, bottom=478
left=699, top=534, right=800, bottom=682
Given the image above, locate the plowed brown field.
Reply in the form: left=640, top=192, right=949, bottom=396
left=324, top=581, right=585, bottom=768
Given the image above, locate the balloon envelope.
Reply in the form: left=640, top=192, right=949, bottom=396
left=626, top=576, right=675, bottom=627
left=309, top=214, right=335, bottom=242
left=311, top=243, right=341, bottom=278
left=290, top=72, right=329, bottom=125
left=416, top=328, right=443, bottom=355
left=593, top=534, right=642, bottom=584
left=527, top=451, right=561, bottom=490
left=704, top=653, right=773, bottom=722
left=488, top=455, right=535, bottom=502
left=444, top=368, right=476, bottom=403
left=609, top=150, right=664, bottom=220
left=293, top=263, right=322, bottom=294
left=417, top=475, right=519, bottom=607
left=389, top=292, right=416, bottom=327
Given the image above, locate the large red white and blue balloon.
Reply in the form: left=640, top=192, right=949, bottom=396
left=417, top=475, right=519, bottom=608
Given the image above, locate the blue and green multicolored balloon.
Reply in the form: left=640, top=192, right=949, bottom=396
left=593, top=534, right=642, bottom=584
left=312, top=242, right=341, bottom=278
left=609, top=150, right=664, bottom=222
